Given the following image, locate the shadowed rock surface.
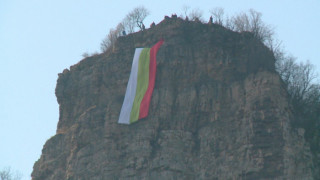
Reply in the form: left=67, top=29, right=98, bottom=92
left=32, top=17, right=316, bottom=179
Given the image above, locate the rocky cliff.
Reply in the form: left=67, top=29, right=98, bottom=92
left=32, top=17, right=316, bottom=179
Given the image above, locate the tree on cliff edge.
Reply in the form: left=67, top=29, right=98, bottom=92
left=124, top=6, right=150, bottom=32
left=101, top=6, right=150, bottom=52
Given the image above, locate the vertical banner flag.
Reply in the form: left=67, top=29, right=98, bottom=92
left=118, top=40, right=164, bottom=124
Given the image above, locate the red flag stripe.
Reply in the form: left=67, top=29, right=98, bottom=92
left=139, top=40, right=164, bottom=119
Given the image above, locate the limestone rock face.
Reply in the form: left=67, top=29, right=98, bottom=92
left=32, top=18, right=315, bottom=179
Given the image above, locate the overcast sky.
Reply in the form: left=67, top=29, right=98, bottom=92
left=1, top=0, right=319, bottom=179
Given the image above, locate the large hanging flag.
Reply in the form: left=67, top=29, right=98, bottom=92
left=118, top=40, right=164, bottom=124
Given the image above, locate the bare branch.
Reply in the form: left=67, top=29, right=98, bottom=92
left=227, top=9, right=274, bottom=44
left=125, top=6, right=150, bottom=31
left=100, top=28, right=118, bottom=52
left=189, top=8, right=204, bottom=22
left=210, top=7, right=224, bottom=25
left=0, top=167, right=22, bottom=180
left=181, top=5, right=190, bottom=18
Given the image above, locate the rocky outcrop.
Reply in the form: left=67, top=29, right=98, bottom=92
left=32, top=17, right=315, bottom=179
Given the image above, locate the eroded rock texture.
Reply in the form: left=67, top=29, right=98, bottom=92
left=32, top=17, right=316, bottom=179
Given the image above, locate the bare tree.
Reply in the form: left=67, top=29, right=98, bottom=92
left=122, top=13, right=136, bottom=33
left=224, top=15, right=235, bottom=30
left=100, top=6, right=150, bottom=52
left=0, top=167, right=22, bottom=180
left=125, top=6, right=150, bottom=31
left=210, top=7, right=224, bottom=25
left=181, top=5, right=190, bottom=18
left=180, top=6, right=203, bottom=21
left=265, top=36, right=283, bottom=62
left=115, top=23, right=125, bottom=36
left=280, top=59, right=318, bottom=104
left=230, top=12, right=250, bottom=31
left=227, top=9, right=274, bottom=43
left=248, top=9, right=274, bottom=42
left=277, top=56, right=320, bottom=152
left=276, top=53, right=320, bottom=120
left=188, top=8, right=204, bottom=21
left=276, top=55, right=296, bottom=84
left=100, top=22, right=127, bottom=52
left=100, top=28, right=118, bottom=52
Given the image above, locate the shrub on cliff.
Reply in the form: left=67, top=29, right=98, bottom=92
left=101, top=6, right=149, bottom=52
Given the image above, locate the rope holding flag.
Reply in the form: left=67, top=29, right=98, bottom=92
left=118, top=40, right=164, bottom=124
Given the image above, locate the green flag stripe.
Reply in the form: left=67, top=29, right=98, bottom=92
left=130, top=48, right=151, bottom=123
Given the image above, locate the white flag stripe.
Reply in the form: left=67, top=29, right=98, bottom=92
left=118, top=48, right=143, bottom=124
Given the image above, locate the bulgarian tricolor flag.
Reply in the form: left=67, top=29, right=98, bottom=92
left=118, top=40, right=164, bottom=124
